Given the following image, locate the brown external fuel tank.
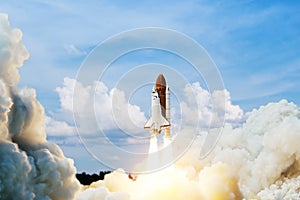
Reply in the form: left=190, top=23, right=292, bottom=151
left=155, top=74, right=166, bottom=117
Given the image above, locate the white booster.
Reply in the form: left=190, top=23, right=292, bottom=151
left=165, top=86, right=171, bottom=138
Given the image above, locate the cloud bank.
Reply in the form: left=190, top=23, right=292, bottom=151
left=55, top=77, right=147, bottom=135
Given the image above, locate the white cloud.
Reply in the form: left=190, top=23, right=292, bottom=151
left=55, top=77, right=147, bottom=135
left=55, top=77, right=75, bottom=113
left=53, top=78, right=244, bottom=137
left=213, top=89, right=244, bottom=124
left=45, top=116, right=75, bottom=136
left=180, top=82, right=244, bottom=129
left=64, top=44, right=86, bottom=56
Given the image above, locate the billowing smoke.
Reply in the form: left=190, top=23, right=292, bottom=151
left=77, top=99, right=300, bottom=200
left=0, top=14, right=80, bottom=199
left=179, top=99, right=300, bottom=199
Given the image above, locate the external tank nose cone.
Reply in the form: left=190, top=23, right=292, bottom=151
left=155, top=73, right=166, bottom=89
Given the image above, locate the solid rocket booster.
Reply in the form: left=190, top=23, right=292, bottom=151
left=165, top=86, right=170, bottom=138
left=144, top=74, right=171, bottom=136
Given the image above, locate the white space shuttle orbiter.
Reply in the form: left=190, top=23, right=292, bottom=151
left=144, top=74, right=171, bottom=136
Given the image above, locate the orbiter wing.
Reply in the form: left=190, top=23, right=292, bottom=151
left=159, top=115, right=170, bottom=128
left=144, top=118, right=153, bottom=129
left=144, top=116, right=170, bottom=131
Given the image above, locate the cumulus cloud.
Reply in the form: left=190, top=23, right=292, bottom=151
left=0, top=13, right=80, bottom=199
left=55, top=77, right=147, bottom=135
left=180, top=82, right=244, bottom=129
left=45, top=116, right=76, bottom=136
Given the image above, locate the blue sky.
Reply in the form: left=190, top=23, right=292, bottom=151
left=1, top=0, right=300, bottom=172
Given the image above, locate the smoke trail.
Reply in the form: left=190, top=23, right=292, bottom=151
left=146, top=135, right=159, bottom=171
left=0, top=13, right=80, bottom=199
left=161, top=137, right=173, bottom=168
left=148, top=135, right=158, bottom=154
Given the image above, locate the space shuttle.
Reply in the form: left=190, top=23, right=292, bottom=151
left=144, top=74, right=171, bottom=137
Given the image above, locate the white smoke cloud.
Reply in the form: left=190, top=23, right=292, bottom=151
left=0, top=79, right=12, bottom=139
left=0, top=14, right=29, bottom=86
left=257, top=176, right=300, bottom=199
left=76, top=99, right=300, bottom=199
left=179, top=99, right=300, bottom=198
left=77, top=165, right=241, bottom=200
left=9, top=87, right=47, bottom=145
left=0, top=13, right=80, bottom=199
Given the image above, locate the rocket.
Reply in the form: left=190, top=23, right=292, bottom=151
left=144, top=74, right=171, bottom=137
